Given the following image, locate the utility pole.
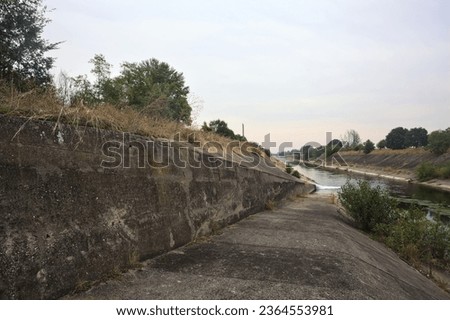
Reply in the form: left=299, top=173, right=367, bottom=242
left=242, top=123, right=245, bottom=137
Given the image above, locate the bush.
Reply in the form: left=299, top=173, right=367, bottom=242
left=436, top=163, right=450, bottom=179
left=416, top=162, right=450, bottom=181
left=292, top=170, right=301, bottom=178
left=381, top=208, right=450, bottom=269
left=338, top=180, right=398, bottom=232
left=285, top=164, right=293, bottom=174
left=416, top=162, right=439, bottom=181
left=339, top=179, right=450, bottom=272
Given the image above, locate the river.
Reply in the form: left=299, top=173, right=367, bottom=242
left=291, top=163, right=450, bottom=221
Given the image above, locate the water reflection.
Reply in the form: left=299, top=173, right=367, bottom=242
left=293, top=163, right=450, bottom=220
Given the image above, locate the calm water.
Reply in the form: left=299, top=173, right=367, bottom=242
left=291, top=163, right=450, bottom=219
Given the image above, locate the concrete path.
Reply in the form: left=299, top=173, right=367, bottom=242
left=67, top=195, right=449, bottom=299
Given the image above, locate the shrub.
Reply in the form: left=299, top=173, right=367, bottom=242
left=436, top=163, right=450, bottom=179
left=292, top=170, right=301, bottom=178
left=416, top=162, right=439, bottom=181
left=285, top=164, right=293, bottom=174
left=382, top=208, right=450, bottom=269
left=338, top=180, right=398, bottom=232
left=416, top=162, right=450, bottom=181
left=382, top=208, right=428, bottom=262
left=339, top=179, right=450, bottom=272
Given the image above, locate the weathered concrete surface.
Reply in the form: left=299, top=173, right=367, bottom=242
left=68, top=195, right=449, bottom=300
left=0, top=115, right=313, bottom=299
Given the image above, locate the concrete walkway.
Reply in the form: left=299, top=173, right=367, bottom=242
left=68, top=195, right=449, bottom=299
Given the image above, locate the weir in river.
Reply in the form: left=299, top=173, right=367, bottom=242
left=292, top=163, right=450, bottom=221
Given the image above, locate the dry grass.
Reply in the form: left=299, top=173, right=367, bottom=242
left=265, top=200, right=276, bottom=210
left=329, top=193, right=337, bottom=204
left=0, top=82, right=258, bottom=158
left=340, top=148, right=428, bottom=156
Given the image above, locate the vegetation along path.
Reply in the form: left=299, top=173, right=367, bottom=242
left=67, top=195, right=448, bottom=299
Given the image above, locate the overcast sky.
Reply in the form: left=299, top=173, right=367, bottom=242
left=43, top=0, right=450, bottom=150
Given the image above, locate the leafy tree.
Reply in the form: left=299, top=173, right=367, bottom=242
left=203, top=119, right=236, bottom=138
left=89, top=54, right=122, bottom=105
left=405, top=127, right=428, bottom=148
left=0, top=0, right=60, bottom=89
left=234, top=134, right=247, bottom=142
left=300, top=145, right=310, bottom=160
left=71, top=74, right=96, bottom=105
left=376, top=139, right=386, bottom=149
left=325, top=139, right=342, bottom=156
left=202, top=119, right=247, bottom=141
left=353, top=143, right=364, bottom=152
left=341, top=129, right=361, bottom=149
left=201, top=121, right=212, bottom=132
left=363, top=139, right=375, bottom=154
left=119, top=59, right=191, bottom=123
left=427, top=129, right=450, bottom=155
left=70, top=55, right=192, bottom=123
left=386, top=127, right=408, bottom=149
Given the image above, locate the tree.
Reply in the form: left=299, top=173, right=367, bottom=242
left=71, top=75, right=93, bottom=104
left=55, top=70, right=74, bottom=105
left=353, top=143, right=364, bottom=152
left=405, top=127, right=428, bottom=148
left=119, top=59, right=191, bottom=123
left=203, top=119, right=236, bottom=138
left=363, top=139, right=375, bottom=154
left=71, top=54, right=122, bottom=106
left=341, top=129, right=361, bottom=149
left=386, top=127, right=408, bottom=149
left=0, top=0, right=60, bottom=89
left=325, top=139, right=343, bottom=156
left=69, top=55, right=192, bottom=123
left=376, top=139, right=386, bottom=149
left=233, top=134, right=247, bottom=142
left=201, top=119, right=247, bottom=141
left=89, top=54, right=121, bottom=105
left=427, top=129, right=450, bottom=155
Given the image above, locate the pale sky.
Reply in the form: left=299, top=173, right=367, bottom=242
left=43, top=0, right=450, bottom=150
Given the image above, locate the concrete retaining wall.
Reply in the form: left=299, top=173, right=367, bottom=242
left=0, top=115, right=314, bottom=299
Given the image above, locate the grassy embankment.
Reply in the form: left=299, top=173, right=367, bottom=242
left=0, top=83, right=280, bottom=167
left=339, top=149, right=450, bottom=182
left=0, top=84, right=230, bottom=146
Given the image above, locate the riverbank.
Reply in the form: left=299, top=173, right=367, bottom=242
left=334, top=149, right=450, bottom=192
left=324, top=164, right=450, bottom=193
